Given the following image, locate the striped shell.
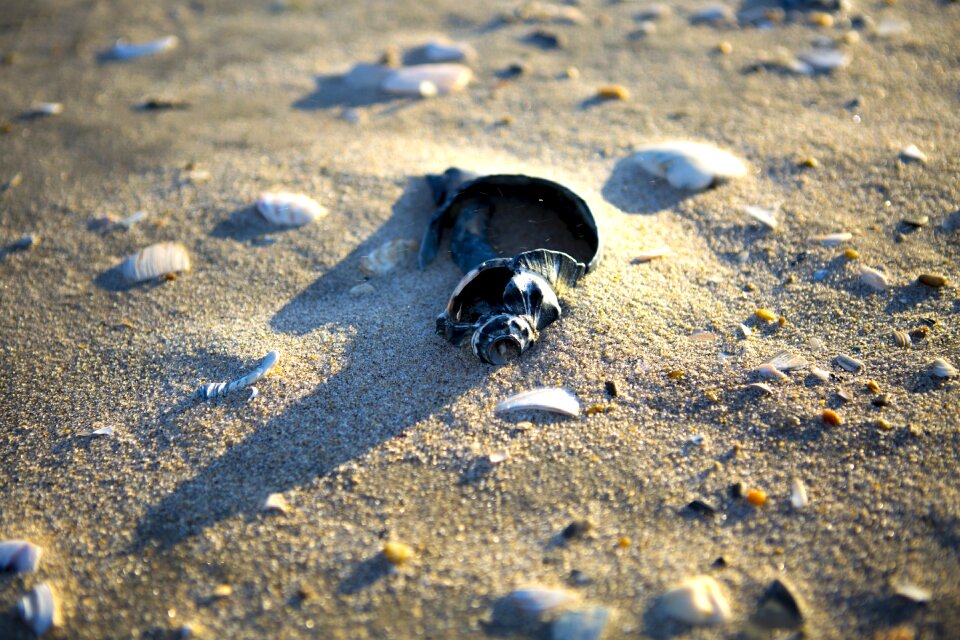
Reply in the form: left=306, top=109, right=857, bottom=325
left=121, top=242, right=191, bottom=283
left=256, top=192, right=327, bottom=227
left=893, top=330, right=912, bottom=348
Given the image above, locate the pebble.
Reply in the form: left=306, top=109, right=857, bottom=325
left=349, top=282, right=375, bottom=296
left=871, top=394, right=891, bottom=407
left=822, top=409, right=842, bottom=426
left=403, top=40, right=476, bottom=65
left=917, top=273, right=946, bottom=288
left=382, top=541, right=414, bottom=566
left=752, top=579, right=804, bottom=629
left=844, top=248, right=859, bottom=260
left=561, top=519, right=594, bottom=540
left=595, top=85, right=630, bottom=101
left=524, top=29, right=566, bottom=49
left=550, top=606, right=610, bottom=640
left=514, top=2, right=588, bottom=25
left=381, top=64, right=473, bottom=97
left=660, top=575, right=731, bottom=625
left=746, top=489, right=767, bottom=506
left=2, top=172, right=22, bottom=192
left=860, top=265, right=890, bottom=291
left=755, top=308, right=777, bottom=322
left=105, top=35, right=178, bottom=60
left=796, top=49, right=850, bottom=74
left=689, top=4, right=736, bottom=27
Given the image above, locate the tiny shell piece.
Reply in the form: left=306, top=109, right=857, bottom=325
left=257, top=192, right=327, bottom=226
left=860, top=266, right=890, bottom=292
left=747, top=382, right=776, bottom=395
left=382, top=541, right=414, bottom=566
left=359, top=238, right=418, bottom=276
left=755, top=364, right=789, bottom=382
left=739, top=324, right=753, bottom=338
left=26, top=102, right=64, bottom=117
left=88, top=426, right=115, bottom=436
left=766, top=351, right=809, bottom=371
left=381, top=64, right=472, bottom=97
left=18, top=582, right=61, bottom=636
left=790, top=478, right=809, bottom=509
left=815, top=232, right=852, bottom=246
left=796, top=49, right=850, bottom=74
left=899, top=144, right=927, bottom=164
left=120, top=242, right=191, bottom=283
left=197, top=351, right=280, bottom=400
left=742, top=205, right=778, bottom=229
left=496, top=388, right=580, bottom=417
left=551, top=606, right=611, bottom=640
left=629, top=141, right=748, bottom=191
left=810, top=367, right=831, bottom=383
left=835, top=354, right=864, bottom=372
left=689, top=4, right=736, bottom=27
left=349, top=282, right=375, bottom=296
left=106, top=35, right=178, bottom=60
left=262, top=493, right=290, bottom=513
left=929, top=358, right=958, bottom=379
left=505, top=586, right=578, bottom=623
left=894, top=582, right=931, bottom=603
left=634, top=247, right=670, bottom=262
left=0, top=540, right=42, bottom=573
left=405, top=41, right=476, bottom=64
left=660, top=575, right=731, bottom=625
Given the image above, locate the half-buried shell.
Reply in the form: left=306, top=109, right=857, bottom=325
left=0, top=540, right=42, bottom=573
left=257, top=192, right=327, bottom=226
left=18, top=582, right=61, bottom=636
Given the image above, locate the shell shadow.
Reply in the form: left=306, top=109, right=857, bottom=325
left=209, top=204, right=294, bottom=243
left=337, top=554, right=394, bottom=595
left=292, top=72, right=405, bottom=111
left=93, top=264, right=174, bottom=293
left=601, top=155, right=692, bottom=216
left=129, top=175, right=487, bottom=554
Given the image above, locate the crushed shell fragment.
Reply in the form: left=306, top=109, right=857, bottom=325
left=742, top=205, right=778, bottom=229
left=660, top=575, right=731, bottom=625
left=790, top=478, right=809, bottom=509
left=257, top=192, right=327, bottom=226
left=121, top=242, right=191, bottom=284
left=629, top=141, right=748, bottom=191
left=359, top=239, right=418, bottom=276
left=756, top=364, right=789, bottom=382
left=18, top=582, right=61, bottom=636
left=860, top=266, right=890, bottom=292
left=810, top=367, right=831, bottom=383
left=504, top=586, right=578, bottom=623
left=835, top=354, right=865, bottom=372
left=496, top=387, right=580, bottom=417
left=816, top=232, right=852, bottom=246
left=0, top=540, right=42, bottom=573
left=929, top=358, right=957, bottom=378
left=262, top=493, right=291, bottom=513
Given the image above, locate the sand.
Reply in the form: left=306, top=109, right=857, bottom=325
left=1, top=0, right=958, bottom=638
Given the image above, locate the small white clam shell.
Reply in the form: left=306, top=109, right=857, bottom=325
left=0, top=540, right=42, bottom=573
left=742, top=205, right=778, bottom=229
left=815, top=232, right=853, bottom=246
left=381, top=64, right=473, bottom=96
left=860, top=265, right=890, bottom=292
left=755, top=364, right=789, bottom=382
left=747, top=382, right=776, bottom=395
left=107, top=35, right=178, bottom=60
left=660, top=575, right=731, bottom=625
left=634, top=246, right=670, bottom=262
left=120, top=242, right=191, bottom=283
left=359, top=239, right=418, bottom=276
left=18, top=582, right=61, bottom=636
left=930, top=358, right=958, bottom=379
left=496, top=387, right=580, bottom=417
left=765, top=350, right=809, bottom=371
left=629, top=141, right=748, bottom=191
left=790, top=478, right=809, bottom=509
left=505, top=586, right=578, bottom=622
left=256, top=192, right=327, bottom=227
left=835, top=354, right=865, bottom=372
left=809, top=366, right=831, bottom=383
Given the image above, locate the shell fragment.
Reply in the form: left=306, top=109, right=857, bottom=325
left=381, top=64, right=472, bottom=97
left=629, top=141, right=748, bottom=191
left=0, top=540, right=42, bottom=573
left=120, top=242, right=191, bottom=284
left=660, top=575, right=731, bottom=625
left=18, top=582, right=61, bottom=636
left=496, top=387, right=580, bottom=417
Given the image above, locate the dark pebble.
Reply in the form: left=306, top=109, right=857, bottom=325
left=523, top=30, right=565, bottom=49
left=686, top=499, right=717, bottom=517
left=562, top=519, right=594, bottom=540
left=604, top=380, right=619, bottom=397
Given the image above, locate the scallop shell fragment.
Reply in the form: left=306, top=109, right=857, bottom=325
left=0, top=540, right=42, bottom=573
left=660, top=575, right=731, bottom=625
left=892, top=330, right=912, bottom=348
left=929, top=358, right=958, bottom=379
left=742, top=205, right=778, bottom=229
left=359, top=238, right=418, bottom=276
left=755, top=364, right=789, bottom=382
left=860, top=266, right=890, bottom=292
left=835, top=354, right=865, bottom=372
left=629, top=141, right=748, bottom=191
left=765, top=350, right=809, bottom=372
left=18, top=582, right=61, bottom=636
left=257, top=192, right=327, bottom=226
left=105, top=35, right=178, bottom=60
left=496, top=387, right=580, bottom=417
left=120, top=242, right=191, bottom=284
left=381, top=64, right=472, bottom=97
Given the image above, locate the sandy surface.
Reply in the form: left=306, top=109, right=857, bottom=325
left=1, top=0, right=959, bottom=638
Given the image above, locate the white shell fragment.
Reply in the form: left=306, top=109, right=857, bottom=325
left=405, top=41, right=476, bottom=64
left=359, top=238, right=418, bottom=276
left=496, top=388, right=580, bottom=417
left=344, top=63, right=393, bottom=90
left=815, top=232, right=853, bottom=246
left=18, top=582, right=61, bottom=636
left=790, top=478, right=809, bottom=509
left=894, top=582, right=931, bottom=603
left=84, top=426, right=115, bottom=437
left=755, top=364, right=789, bottom=382
left=634, top=246, right=670, bottom=262
left=747, top=382, right=776, bottom=395
left=381, top=64, right=473, bottom=97
left=551, top=606, right=611, bottom=640
left=810, top=367, right=831, bottom=383
left=262, top=493, right=291, bottom=514
left=106, top=35, right=178, bottom=60
left=742, top=205, right=778, bottom=229
left=739, top=324, right=753, bottom=338
left=120, top=242, right=191, bottom=284
left=0, top=540, right=42, bottom=573
left=629, top=141, right=748, bottom=191
left=25, top=102, right=64, bottom=117
left=257, top=192, right=328, bottom=227
left=929, top=358, right=958, bottom=379
left=689, top=4, right=736, bottom=27
left=835, top=354, right=865, bottom=372
left=899, top=144, right=927, bottom=164
left=660, top=575, right=731, bottom=625
left=860, top=265, right=890, bottom=292
left=765, top=351, right=810, bottom=372
left=505, top=586, right=578, bottom=623
left=796, top=49, right=850, bottom=74
left=514, top=2, right=588, bottom=25
left=197, top=351, right=280, bottom=400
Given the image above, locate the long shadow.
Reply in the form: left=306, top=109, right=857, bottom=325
left=601, top=155, right=691, bottom=216
left=292, top=71, right=405, bottom=111
left=131, top=176, right=488, bottom=553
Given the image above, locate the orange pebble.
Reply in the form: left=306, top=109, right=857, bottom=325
left=822, top=409, right=842, bottom=426
left=617, top=536, right=631, bottom=548
left=746, top=489, right=767, bottom=506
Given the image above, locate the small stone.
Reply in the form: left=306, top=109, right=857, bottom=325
left=746, top=489, right=767, bottom=506
left=902, top=216, right=928, bottom=227
left=873, top=626, right=916, bottom=640
left=617, top=536, right=631, bottom=548
left=524, top=29, right=566, bottom=49
left=550, top=606, right=610, bottom=640
left=877, top=418, right=893, bottom=431
left=844, top=248, right=860, bottom=260
left=729, top=482, right=745, bottom=499
left=660, top=575, right=731, bottom=625
left=871, top=394, right=891, bottom=407
left=211, top=584, right=232, bottom=599
left=800, top=156, right=819, bottom=168
left=808, top=11, right=834, bottom=27
left=595, top=85, right=630, bottom=101
left=752, top=579, right=804, bottom=629
left=755, top=308, right=777, bottom=322
left=561, top=519, right=594, bottom=540
left=349, top=282, right=375, bottom=296
left=381, top=64, right=472, bottom=97
left=717, top=41, right=732, bottom=54
left=382, top=541, right=414, bottom=566
left=866, top=380, right=881, bottom=394
left=917, top=273, right=947, bottom=288
left=822, top=409, right=842, bottom=426
left=604, top=380, right=619, bottom=397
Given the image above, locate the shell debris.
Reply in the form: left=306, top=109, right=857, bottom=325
left=894, top=582, right=931, bottom=604
left=18, top=582, right=61, bottom=636
left=0, top=540, right=42, bottom=573
left=262, top=493, right=291, bottom=514
left=795, top=49, right=850, bottom=74
left=755, top=364, right=789, bottom=382
left=660, top=575, right=731, bottom=625
left=257, top=192, right=328, bottom=226
left=860, top=266, right=890, bottom=292
left=404, top=40, right=476, bottom=65
left=809, top=366, right=831, bottom=383
left=892, top=330, right=911, bottom=348
left=105, top=35, right=178, bottom=60
left=550, top=606, right=611, bottom=640
left=381, top=64, right=473, bottom=97
left=835, top=354, right=865, bottom=372
left=196, top=351, right=280, bottom=400
left=790, top=478, right=809, bottom=509
left=765, top=351, right=809, bottom=372
left=633, top=246, right=670, bottom=263
left=496, top=387, right=580, bottom=417
left=822, top=409, right=842, bottom=426
left=24, top=102, right=64, bottom=117
left=929, top=358, right=957, bottom=379
left=120, top=242, right=191, bottom=284
left=742, top=205, right=778, bottom=229
left=815, top=232, right=852, bottom=246
left=747, top=382, right=776, bottom=395
left=629, top=141, right=748, bottom=191
left=502, top=586, right=578, bottom=624
left=899, top=144, right=927, bottom=164
left=359, top=238, right=418, bottom=276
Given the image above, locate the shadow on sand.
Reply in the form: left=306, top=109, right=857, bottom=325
left=131, top=176, right=489, bottom=553
left=601, top=155, right=691, bottom=216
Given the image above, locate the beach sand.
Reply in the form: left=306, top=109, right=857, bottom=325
left=1, top=0, right=958, bottom=637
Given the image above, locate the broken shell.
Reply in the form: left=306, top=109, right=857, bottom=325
left=105, top=35, right=178, bottom=60
left=381, top=64, right=472, bottom=96
left=796, top=49, right=850, bottom=74
left=892, top=330, right=912, bottom=348
left=755, top=364, right=789, bottom=382
left=403, top=40, right=476, bottom=65
left=504, top=586, right=578, bottom=623
left=742, top=205, right=778, bottom=229
left=835, top=354, right=865, bottom=372
left=551, top=606, right=611, bottom=640
left=256, top=192, right=327, bottom=226
left=634, top=246, right=670, bottom=262
left=747, top=382, right=776, bottom=395
left=929, top=358, right=958, bottom=378
left=359, top=238, right=418, bottom=276
left=860, top=266, right=890, bottom=292
left=894, top=582, right=931, bottom=603
left=810, top=367, right=831, bottom=383
left=24, top=102, right=63, bottom=117
left=197, top=351, right=280, bottom=400
left=899, top=145, right=927, bottom=164
left=753, top=579, right=804, bottom=630
left=0, top=540, right=42, bottom=573
left=790, top=478, right=809, bottom=509
left=689, top=4, right=736, bottom=27
left=496, top=387, right=580, bottom=417
left=660, top=575, right=731, bottom=625
left=18, top=582, right=61, bottom=636
left=120, top=242, right=191, bottom=284
left=815, top=232, right=852, bottom=246
left=765, top=350, right=809, bottom=371
left=629, top=141, right=748, bottom=191
left=262, top=493, right=290, bottom=513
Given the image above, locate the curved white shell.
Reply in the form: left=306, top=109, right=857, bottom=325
left=791, top=478, right=809, bottom=509
left=496, top=387, right=580, bottom=417
left=815, top=232, right=853, bottom=246
left=860, top=265, right=890, bottom=292
left=0, top=540, right=42, bottom=573
left=765, top=350, right=809, bottom=371
left=107, top=35, right=178, bottom=60
left=742, top=205, right=778, bottom=229
left=797, top=49, right=850, bottom=73
left=505, top=586, right=577, bottom=622
left=406, top=41, right=476, bottom=64
left=18, top=582, right=61, bottom=636
left=359, top=239, right=417, bottom=276
left=930, top=358, right=958, bottom=378
left=630, top=141, right=748, bottom=191
left=381, top=64, right=473, bottom=97
left=121, top=242, right=191, bottom=283
left=660, top=575, right=731, bottom=625
left=256, top=192, right=327, bottom=227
